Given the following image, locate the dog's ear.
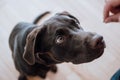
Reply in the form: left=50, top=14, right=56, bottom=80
left=23, top=26, right=46, bottom=65
left=57, top=11, right=80, bottom=24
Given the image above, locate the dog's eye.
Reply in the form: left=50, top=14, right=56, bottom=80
left=56, top=36, right=65, bottom=44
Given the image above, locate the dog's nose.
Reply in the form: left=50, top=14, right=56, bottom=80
left=90, top=35, right=105, bottom=49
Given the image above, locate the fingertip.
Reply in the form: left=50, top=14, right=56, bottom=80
left=103, top=3, right=112, bottom=21
left=103, top=19, right=107, bottom=23
left=104, top=17, right=114, bottom=23
left=104, top=14, right=119, bottom=23
left=104, top=19, right=109, bottom=23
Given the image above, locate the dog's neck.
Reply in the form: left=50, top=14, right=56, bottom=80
left=35, top=52, right=61, bottom=66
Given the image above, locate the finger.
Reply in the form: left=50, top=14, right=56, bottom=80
left=111, top=6, right=120, bottom=14
left=104, top=13, right=120, bottom=23
left=103, top=3, right=112, bottom=22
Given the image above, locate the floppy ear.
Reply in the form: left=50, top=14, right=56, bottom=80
left=23, top=26, right=45, bottom=65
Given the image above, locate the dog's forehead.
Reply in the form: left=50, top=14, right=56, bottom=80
left=55, top=12, right=80, bottom=24
left=43, top=13, right=81, bottom=32
left=44, top=15, right=71, bottom=27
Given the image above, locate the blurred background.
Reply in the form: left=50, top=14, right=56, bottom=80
left=0, top=0, right=120, bottom=80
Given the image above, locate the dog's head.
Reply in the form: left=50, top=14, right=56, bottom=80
left=23, top=11, right=106, bottom=65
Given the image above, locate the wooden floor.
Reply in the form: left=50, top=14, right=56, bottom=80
left=0, top=0, right=120, bottom=80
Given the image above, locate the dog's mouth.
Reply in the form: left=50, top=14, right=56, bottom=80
left=85, top=36, right=106, bottom=60
left=91, top=39, right=106, bottom=58
left=71, top=50, right=104, bottom=64
left=70, top=41, right=106, bottom=64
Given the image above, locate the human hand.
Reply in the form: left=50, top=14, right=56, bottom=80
left=104, top=0, right=120, bottom=23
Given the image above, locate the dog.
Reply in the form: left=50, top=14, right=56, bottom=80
left=9, top=11, right=106, bottom=80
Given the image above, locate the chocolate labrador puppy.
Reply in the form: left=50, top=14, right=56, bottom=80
left=9, top=11, right=106, bottom=80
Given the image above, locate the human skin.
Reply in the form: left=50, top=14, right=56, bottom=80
left=104, top=0, right=120, bottom=23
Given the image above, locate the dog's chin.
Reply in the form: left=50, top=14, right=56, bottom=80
left=71, top=48, right=105, bottom=64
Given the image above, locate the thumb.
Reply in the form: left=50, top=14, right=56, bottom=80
left=104, top=13, right=120, bottom=23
